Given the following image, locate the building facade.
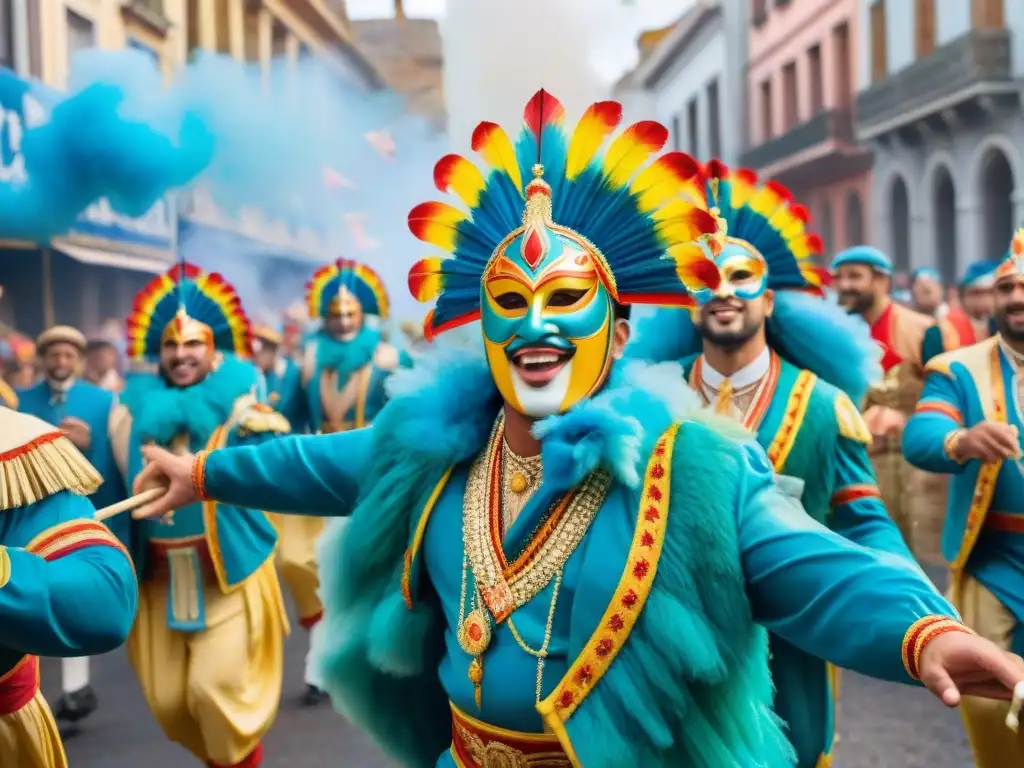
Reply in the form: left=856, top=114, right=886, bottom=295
left=742, top=0, right=871, bottom=257
left=613, top=0, right=749, bottom=167
left=0, top=1, right=385, bottom=335
left=856, top=0, right=1024, bottom=281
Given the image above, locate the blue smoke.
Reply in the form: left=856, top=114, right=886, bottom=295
left=0, top=50, right=214, bottom=243
left=66, top=48, right=448, bottom=321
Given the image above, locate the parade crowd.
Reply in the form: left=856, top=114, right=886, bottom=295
left=6, top=90, right=1024, bottom=768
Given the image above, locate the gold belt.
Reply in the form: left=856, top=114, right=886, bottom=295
left=449, top=702, right=571, bottom=768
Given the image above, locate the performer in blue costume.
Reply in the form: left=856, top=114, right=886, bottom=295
left=0, top=406, right=136, bottom=767
left=301, top=258, right=407, bottom=434
left=133, top=92, right=1024, bottom=768
left=253, top=324, right=307, bottom=431
left=16, top=324, right=125, bottom=724
left=295, top=259, right=409, bottom=703
left=903, top=227, right=1024, bottom=767
left=110, top=264, right=290, bottom=768
left=253, top=320, right=325, bottom=704
left=628, top=160, right=916, bottom=767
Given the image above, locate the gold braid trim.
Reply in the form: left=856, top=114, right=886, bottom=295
left=0, top=412, right=101, bottom=511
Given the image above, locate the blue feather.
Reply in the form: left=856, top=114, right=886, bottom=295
left=767, top=291, right=881, bottom=404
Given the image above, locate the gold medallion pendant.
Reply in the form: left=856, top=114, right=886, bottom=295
left=458, top=607, right=492, bottom=656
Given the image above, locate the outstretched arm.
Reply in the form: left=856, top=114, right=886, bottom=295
left=202, top=429, right=371, bottom=516
left=133, top=427, right=374, bottom=520
left=829, top=435, right=916, bottom=559
left=737, top=444, right=957, bottom=685
left=1, top=492, right=137, bottom=657
left=903, top=371, right=968, bottom=475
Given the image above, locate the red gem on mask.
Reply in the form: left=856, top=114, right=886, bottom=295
left=523, top=228, right=545, bottom=269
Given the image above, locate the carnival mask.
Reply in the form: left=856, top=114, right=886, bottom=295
left=327, top=288, right=364, bottom=341
left=481, top=211, right=615, bottom=418
left=159, top=309, right=215, bottom=387
left=690, top=240, right=769, bottom=306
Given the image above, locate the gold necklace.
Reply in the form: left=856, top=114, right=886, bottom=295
left=457, top=552, right=564, bottom=710
left=501, top=438, right=542, bottom=528
left=462, top=416, right=609, bottom=624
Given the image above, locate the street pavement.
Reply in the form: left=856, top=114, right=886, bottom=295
left=48, top=564, right=974, bottom=767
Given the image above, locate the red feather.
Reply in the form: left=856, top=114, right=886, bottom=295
left=693, top=259, right=722, bottom=290
left=804, top=233, right=824, bottom=254
left=736, top=168, right=759, bottom=185
left=655, top=152, right=701, bottom=182
left=790, top=204, right=811, bottom=223
left=765, top=180, right=794, bottom=202
left=706, top=159, right=729, bottom=179
left=433, top=154, right=461, bottom=192
left=523, top=89, right=566, bottom=137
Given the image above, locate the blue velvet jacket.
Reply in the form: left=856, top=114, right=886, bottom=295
left=0, top=410, right=137, bottom=687
left=112, top=356, right=288, bottom=631
left=197, top=347, right=956, bottom=768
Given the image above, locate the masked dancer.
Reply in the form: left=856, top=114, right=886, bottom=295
left=132, top=92, right=1023, bottom=768
left=110, top=264, right=290, bottom=768
left=629, top=162, right=918, bottom=767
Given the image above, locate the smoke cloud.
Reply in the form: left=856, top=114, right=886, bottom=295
left=0, top=68, right=212, bottom=243
left=67, top=48, right=450, bottom=323
left=441, top=0, right=693, bottom=148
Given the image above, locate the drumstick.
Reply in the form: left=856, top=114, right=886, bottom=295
left=94, top=487, right=166, bottom=522
left=1006, top=681, right=1024, bottom=732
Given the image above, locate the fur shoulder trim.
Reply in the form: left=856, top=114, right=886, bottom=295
left=0, top=410, right=101, bottom=510
left=237, top=401, right=291, bottom=435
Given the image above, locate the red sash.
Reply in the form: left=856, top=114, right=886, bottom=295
left=871, top=303, right=903, bottom=373
left=0, top=656, right=39, bottom=716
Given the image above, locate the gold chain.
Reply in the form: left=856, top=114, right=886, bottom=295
left=507, top=569, right=563, bottom=704
left=463, top=416, right=609, bottom=618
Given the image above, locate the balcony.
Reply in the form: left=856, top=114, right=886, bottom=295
left=739, top=107, right=871, bottom=187
left=857, top=29, right=1016, bottom=141
left=119, top=0, right=170, bottom=35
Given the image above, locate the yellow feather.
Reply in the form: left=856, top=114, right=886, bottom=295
left=602, top=122, right=668, bottom=189
left=472, top=122, right=523, bottom=195
left=565, top=102, right=622, bottom=181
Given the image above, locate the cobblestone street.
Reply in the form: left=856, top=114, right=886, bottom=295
left=49, top=565, right=974, bottom=767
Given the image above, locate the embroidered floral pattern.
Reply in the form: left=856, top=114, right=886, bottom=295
left=766, top=369, right=815, bottom=472
left=538, top=423, right=677, bottom=725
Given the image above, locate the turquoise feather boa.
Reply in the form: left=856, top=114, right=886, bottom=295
left=313, top=344, right=792, bottom=767
left=628, top=292, right=882, bottom=405
left=119, top=353, right=258, bottom=446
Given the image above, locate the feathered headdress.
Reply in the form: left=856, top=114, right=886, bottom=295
left=679, top=160, right=825, bottom=295
left=306, top=258, right=390, bottom=321
left=630, top=160, right=881, bottom=403
left=126, top=263, right=252, bottom=361
left=995, top=227, right=1024, bottom=282
left=406, top=89, right=720, bottom=340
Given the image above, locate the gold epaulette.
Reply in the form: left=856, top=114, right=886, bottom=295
left=834, top=392, right=872, bottom=444
left=0, top=411, right=102, bottom=510
left=237, top=402, right=292, bottom=436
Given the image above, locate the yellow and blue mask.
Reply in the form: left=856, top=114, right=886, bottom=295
left=480, top=172, right=617, bottom=415
left=407, top=90, right=721, bottom=417
left=688, top=234, right=770, bottom=306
